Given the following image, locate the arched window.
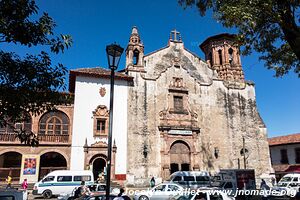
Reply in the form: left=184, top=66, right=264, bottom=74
left=208, top=52, right=213, bottom=66
left=0, top=114, right=32, bottom=134
left=218, top=50, right=223, bottom=65
left=15, top=115, right=32, bottom=132
left=0, top=123, right=13, bottom=134
left=228, top=48, right=234, bottom=64
left=39, top=111, right=69, bottom=135
left=133, top=49, right=139, bottom=65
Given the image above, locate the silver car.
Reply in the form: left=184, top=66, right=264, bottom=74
left=170, top=188, right=235, bottom=200
left=134, top=183, right=184, bottom=200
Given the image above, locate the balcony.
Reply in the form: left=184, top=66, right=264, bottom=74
left=0, top=133, right=70, bottom=144
left=38, top=134, right=70, bottom=143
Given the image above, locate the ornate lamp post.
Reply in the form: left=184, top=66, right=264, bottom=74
left=105, top=43, right=124, bottom=199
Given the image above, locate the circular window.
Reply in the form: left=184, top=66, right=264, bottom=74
left=240, top=148, right=249, bottom=156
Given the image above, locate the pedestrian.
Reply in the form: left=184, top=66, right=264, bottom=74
left=77, top=181, right=92, bottom=199
left=150, top=176, right=155, bottom=187
left=5, top=174, right=12, bottom=189
left=260, top=179, right=270, bottom=200
left=113, top=188, right=130, bottom=200
left=21, top=178, right=28, bottom=190
left=96, top=171, right=105, bottom=183
left=260, top=179, right=266, bottom=189
left=79, top=181, right=92, bottom=199
left=271, top=177, right=276, bottom=186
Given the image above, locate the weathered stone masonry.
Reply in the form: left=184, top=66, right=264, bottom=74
left=126, top=27, right=272, bottom=186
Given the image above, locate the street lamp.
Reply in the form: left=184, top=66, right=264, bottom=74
left=105, top=43, right=124, bottom=200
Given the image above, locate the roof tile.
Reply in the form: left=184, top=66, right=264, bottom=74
left=268, top=133, right=300, bottom=146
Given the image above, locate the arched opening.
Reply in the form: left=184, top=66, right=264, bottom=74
left=92, top=157, right=106, bottom=180
left=0, top=152, right=22, bottom=182
left=170, top=141, right=191, bottom=174
left=133, top=49, right=139, bottom=65
left=218, top=49, right=223, bottom=65
left=39, top=152, right=67, bottom=180
left=228, top=48, right=234, bottom=64
left=208, top=52, right=213, bottom=66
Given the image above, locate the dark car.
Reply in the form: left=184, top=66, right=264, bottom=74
left=82, top=194, right=117, bottom=200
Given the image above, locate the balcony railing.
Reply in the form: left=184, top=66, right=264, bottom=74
left=0, top=133, right=19, bottom=142
left=38, top=134, right=69, bottom=143
left=0, top=133, right=69, bottom=143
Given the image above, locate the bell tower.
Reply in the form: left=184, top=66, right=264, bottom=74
left=200, top=33, right=244, bottom=81
left=126, top=26, right=144, bottom=71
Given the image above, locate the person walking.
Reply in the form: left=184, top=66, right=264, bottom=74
left=150, top=176, right=155, bottom=187
left=260, top=179, right=270, bottom=200
left=113, top=188, right=130, bottom=200
left=6, top=174, right=12, bottom=189
left=21, top=178, right=28, bottom=190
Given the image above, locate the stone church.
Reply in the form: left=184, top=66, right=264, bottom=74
left=0, top=26, right=272, bottom=186
left=125, top=27, right=272, bottom=185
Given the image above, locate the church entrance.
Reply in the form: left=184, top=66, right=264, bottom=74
left=170, top=141, right=191, bottom=174
left=91, top=155, right=106, bottom=180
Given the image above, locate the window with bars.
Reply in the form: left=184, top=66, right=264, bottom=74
left=295, top=148, right=300, bottom=164
left=174, top=96, right=184, bottom=113
left=93, top=105, right=109, bottom=136
left=0, top=118, right=31, bottom=134
left=96, top=119, right=106, bottom=134
left=280, top=149, right=289, bottom=164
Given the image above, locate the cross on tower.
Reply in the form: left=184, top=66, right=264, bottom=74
left=170, top=29, right=181, bottom=42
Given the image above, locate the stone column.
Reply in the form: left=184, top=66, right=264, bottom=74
left=224, top=44, right=228, bottom=64
left=112, top=145, right=117, bottom=180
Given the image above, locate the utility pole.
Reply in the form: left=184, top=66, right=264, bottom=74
left=243, top=137, right=246, bottom=169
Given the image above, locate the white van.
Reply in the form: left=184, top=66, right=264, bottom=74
left=169, top=171, right=211, bottom=189
left=32, top=170, right=94, bottom=198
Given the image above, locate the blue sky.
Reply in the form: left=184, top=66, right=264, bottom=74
left=2, top=0, right=299, bottom=137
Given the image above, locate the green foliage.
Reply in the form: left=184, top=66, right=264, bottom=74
left=14, top=127, right=39, bottom=147
left=179, top=0, right=300, bottom=77
left=0, top=0, right=73, bottom=145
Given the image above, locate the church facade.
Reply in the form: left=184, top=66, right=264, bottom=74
left=0, top=27, right=272, bottom=185
left=125, top=27, right=272, bottom=185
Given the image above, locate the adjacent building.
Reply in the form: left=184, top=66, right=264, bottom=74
left=268, top=133, right=300, bottom=180
left=0, top=27, right=273, bottom=185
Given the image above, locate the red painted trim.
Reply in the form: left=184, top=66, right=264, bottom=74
left=115, top=174, right=126, bottom=180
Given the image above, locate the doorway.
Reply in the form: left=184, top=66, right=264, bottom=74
left=92, top=157, right=106, bottom=180
left=170, top=141, right=191, bottom=173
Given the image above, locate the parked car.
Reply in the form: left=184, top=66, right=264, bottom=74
left=271, top=173, right=300, bottom=197
left=58, top=183, right=106, bottom=200
left=134, top=182, right=184, bottom=200
left=0, top=189, right=28, bottom=200
left=83, top=194, right=131, bottom=200
left=170, top=188, right=235, bottom=200
left=82, top=194, right=117, bottom=200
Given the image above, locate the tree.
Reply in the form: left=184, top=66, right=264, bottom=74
left=0, top=0, right=73, bottom=146
left=179, top=0, right=300, bottom=77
